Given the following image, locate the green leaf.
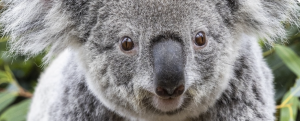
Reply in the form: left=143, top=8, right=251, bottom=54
left=4, top=66, right=14, bottom=83
left=6, top=83, right=20, bottom=94
left=280, top=90, right=299, bottom=121
left=291, top=79, right=300, bottom=97
left=0, top=91, right=17, bottom=112
left=0, top=37, right=8, bottom=43
left=266, top=42, right=300, bottom=101
left=0, top=71, right=10, bottom=85
left=0, top=71, right=7, bottom=78
left=275, top=45, right=300, bottom=77
left=290, top=98, right=298, bottom=120
left=298, top=99, right=300, bottom=110
left=0, top=99, right=31, bottom=121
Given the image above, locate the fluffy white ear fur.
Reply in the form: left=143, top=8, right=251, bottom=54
left=0, top=0, right=79, bottom=63
left=234, top=0, right=299, bottom=44
left=1, top=0, right=299, bottom=62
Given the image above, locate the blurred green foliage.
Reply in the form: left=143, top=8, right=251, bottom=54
left=262, top=24, right=300, bottom=121
left=0, top=37, right=44, bottom=121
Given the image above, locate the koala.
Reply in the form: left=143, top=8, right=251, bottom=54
left=1, top=0, right=299, bottom=121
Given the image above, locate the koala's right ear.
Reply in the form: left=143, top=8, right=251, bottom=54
left=1, top=0, right=88, bottom=62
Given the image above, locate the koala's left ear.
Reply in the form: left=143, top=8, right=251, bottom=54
left=218, top=0, right=299, bottom=44
left=1, top=0, right=88, bottom=62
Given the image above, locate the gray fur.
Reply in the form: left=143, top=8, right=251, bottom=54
left=1, top=0, right=299, bottom=121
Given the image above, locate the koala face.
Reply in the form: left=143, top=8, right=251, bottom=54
left=2, top=0, right=298, bottom=120
left=76, top=0, right=239, bottom=118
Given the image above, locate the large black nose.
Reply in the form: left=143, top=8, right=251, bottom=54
left=152, top=39, right=185, bottom=98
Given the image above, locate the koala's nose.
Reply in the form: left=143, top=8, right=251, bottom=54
left=156, top=84, right=185, bottom=98
left=152, top=39, right=185, bottom=98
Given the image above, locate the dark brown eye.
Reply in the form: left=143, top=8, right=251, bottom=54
left=194, top=31, right=206, bottom=46
left=121, top=37, right=134, bottom=51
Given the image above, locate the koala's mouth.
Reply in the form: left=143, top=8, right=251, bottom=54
left=151, top=95, right=185, bottom=112
left=140, top=90, right=192, bottom=116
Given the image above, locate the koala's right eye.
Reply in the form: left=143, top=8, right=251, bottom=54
left=121, top=37, right=134, bottom=51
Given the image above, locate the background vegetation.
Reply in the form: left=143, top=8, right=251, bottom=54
left=0, top=8, right=299, bottom=121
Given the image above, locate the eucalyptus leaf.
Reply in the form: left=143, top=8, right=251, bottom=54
left=0, top=71, right=9, bottom=84
left=280, top=90, right=299, bottom=121
left=6, top=83, right=20, bottom=93
left=280, top=104, right=290, bottom=121
left=289, top=97, right=298, bottom=120
left=0, top=99, right=31, bottom=121
left=0, top=37, right=8, bottom=43
left=266, top=47, right=297, bottom=101
left=274, top=45, right=300, bottom=77
left=0, top=71, right=7, bottom=78
left=291, top=79, right=300, bottom=97
left=0, top=91, right=17, bottom=113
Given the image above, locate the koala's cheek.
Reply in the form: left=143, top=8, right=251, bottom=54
left=85, top=54, right=111, bottom=88
left=109, top=57, right=138, bottom=85
left=181, top=40, right=234, bottom=110
left=81, top=49, right=146, bottom=112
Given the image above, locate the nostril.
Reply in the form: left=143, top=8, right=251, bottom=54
left=173, top=85, right=185, bottom=97
left=155, top=85, right=185, bottom=98
left=173, top=85, right=184, bottom=96
left=156, top=86, right=169, bottom=97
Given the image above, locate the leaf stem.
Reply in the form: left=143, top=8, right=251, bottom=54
left=276, top=104, right=292, bottom=109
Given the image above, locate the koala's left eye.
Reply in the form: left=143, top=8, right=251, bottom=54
left=194, top=31, right=206, bottom=46
left=121, top=37, right=134, bottom=51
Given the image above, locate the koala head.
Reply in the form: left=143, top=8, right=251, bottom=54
left=1, top=0, right=298, bottom=119
left=79, top=1, right=238, bottom=118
